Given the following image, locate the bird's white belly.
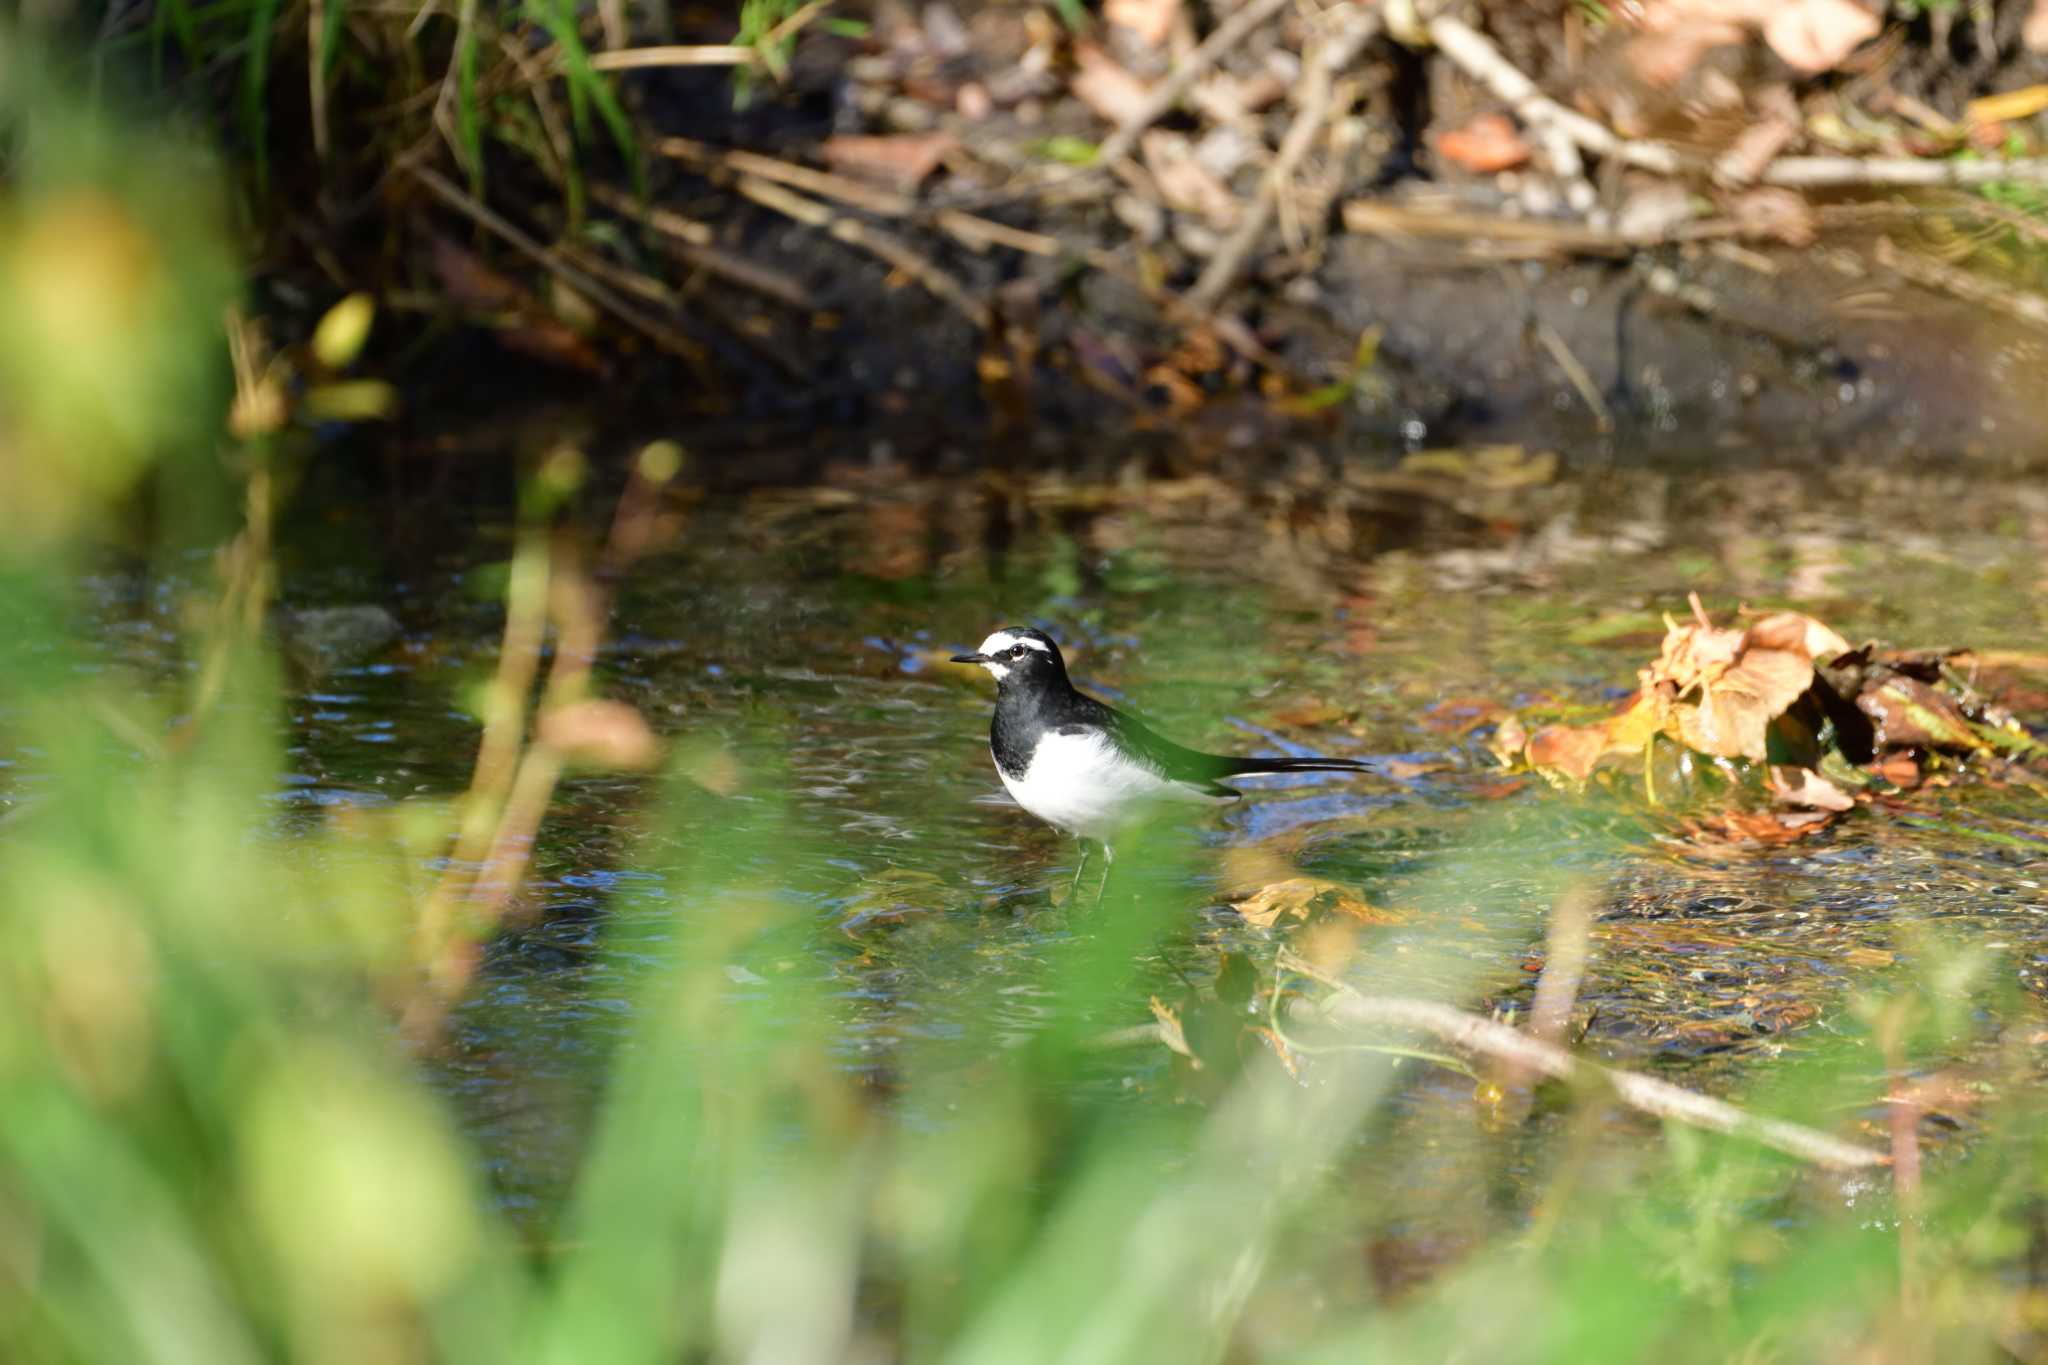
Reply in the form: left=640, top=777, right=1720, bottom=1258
left=996, top=729, right=1223, bottom=842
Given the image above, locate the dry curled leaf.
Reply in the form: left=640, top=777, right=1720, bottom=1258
left=1234, top=877, right=1401, bottom=930
left=1680, top=808, right=1835, bottom=847
left=1648, top=599, right=1828, bottom=761
left=1768, top=764, right=1856, bottom=812
left=1857, top=677, right=1983, bottom=752
left=1150, top=995, right=1200, bottom=1068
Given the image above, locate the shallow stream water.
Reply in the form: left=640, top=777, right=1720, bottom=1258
left=236, top=451, right=2048, bottom=1228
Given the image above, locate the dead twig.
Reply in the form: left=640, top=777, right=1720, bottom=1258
left=588, top=44, right=760, bottom=70
left=1532, top=322, right=1613, bottom=433
left=1424, top=14, right=1685, bottom=181
left=587, top=182, right=816, bottom=309
left=1760, top=156, right=2048, bottom=189
left=408, top=164, right=715, bottom=371
left=1188, top=7, right=1382, bottom=312
left=734, top=175, right=992, bottom=329
left=657, top=136, right=1062, bottom=258
left=1278, top=948, right=1888, bottom=1170
left=1094, top=0, right=1295, bottom=172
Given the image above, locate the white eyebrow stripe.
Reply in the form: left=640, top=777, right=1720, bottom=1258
left=977, top=631, right=1018, bottom=655
left=1014, top=636, right=1051, bottom=652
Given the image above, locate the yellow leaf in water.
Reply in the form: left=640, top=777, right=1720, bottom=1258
left=311, top=292, right=376, bottom=370
left=1235, top=877, right=1401, bottom=929
left=1149, top=996, right=1200, bottom=1068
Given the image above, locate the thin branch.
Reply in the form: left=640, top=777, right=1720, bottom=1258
left=1278, top=949, right=1888, bottom=1170
left=1759, top=155, right=2048, bottom=188
left=734, top=175, right=992, bottom=329
left=1425, top=14, right=1685, bottom=178
left=1188, top=7, right=1382, bottom=311
left=1094, top=0, right=1295, bottom=171
left=659, top=135, right=1061, bottom=266
left=588, top=44, right=761, bottom=70
left=408, top=164, right=713, bottom=369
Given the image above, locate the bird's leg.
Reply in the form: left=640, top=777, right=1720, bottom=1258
left=1094, top=841, right=1114, bottom=906
left=1066, top=838, right=1093, bottom=903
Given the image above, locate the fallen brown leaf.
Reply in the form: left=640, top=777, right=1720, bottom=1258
left=1857, top=676, right=1984, bottom=751
left=1072, top=42, right=1152, bottom=125
left=428, top=235, right=527, bottom=311
left=1726, top=186, right=1817, bottom=247
left=1422, top=696, right=1508, bottom=735
left=820, top=133, right=959, bottom=190
left=1682, top=808, right=1835, bottom=845
left=1269, top=698, right=1348, bottom=728
left=1142, top=130, right=1239, bottom=225
left=1105, top=0, right=1180, bottom=48
left=1649, top=600, right=1821, bottom=761
left=1150, top=995, right=1201, bottom=1068
left=1235, top=877, right=1402, bottom=930
left=1526, top=722, right=1617, bottom=783
left=1768, top=764, right=1856, bottom=812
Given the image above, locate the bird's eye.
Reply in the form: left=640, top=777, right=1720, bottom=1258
left=1006, top=646, right=1025, bottom=659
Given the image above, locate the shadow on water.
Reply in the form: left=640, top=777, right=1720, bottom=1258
left=103, top=446, right=2048, bottom=1227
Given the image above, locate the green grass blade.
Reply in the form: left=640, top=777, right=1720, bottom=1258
left=316, top=0, right=349, bottom=79
left=526, top=0, right=642, bottom=193
left=456, top=0, right=484, bottom=192
left=239, top=0, right=279, bottom=191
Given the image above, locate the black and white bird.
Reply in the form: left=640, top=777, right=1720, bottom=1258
left=952, top=627, right=1369, bottom=891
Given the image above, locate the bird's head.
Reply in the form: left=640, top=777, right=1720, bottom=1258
left=952, top=627, right=1067, bottom=689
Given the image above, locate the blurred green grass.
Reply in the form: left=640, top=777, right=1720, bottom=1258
left=7, top=26, right=2048, bottom=1365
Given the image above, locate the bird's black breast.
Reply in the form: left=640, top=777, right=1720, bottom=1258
left=989, top=693, right=1043, bottom=781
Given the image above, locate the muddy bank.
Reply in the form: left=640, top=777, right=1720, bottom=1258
left=248, top=1, right=2048, bottom=477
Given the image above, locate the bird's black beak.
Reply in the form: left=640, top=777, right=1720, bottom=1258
left=951, top=652, right=989, bottom=665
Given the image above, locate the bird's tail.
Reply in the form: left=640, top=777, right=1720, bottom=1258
left=1220, top=755, right=1371, bottom=777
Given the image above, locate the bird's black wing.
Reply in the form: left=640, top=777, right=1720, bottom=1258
left=1063, top=693, right=1245, bottom=797
left=1071, top=690, right=1372, bottom=790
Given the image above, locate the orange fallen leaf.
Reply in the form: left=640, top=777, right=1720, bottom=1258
left=1871, top=752, right=1921, bottom=788
left=1435, top=113, right=1530, bottom=173
left=820, top=132, right=959, bottom=190
left=1422, top=696, right=1508, bottom=735
left=1526, top=722, right=1616, bottom=783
